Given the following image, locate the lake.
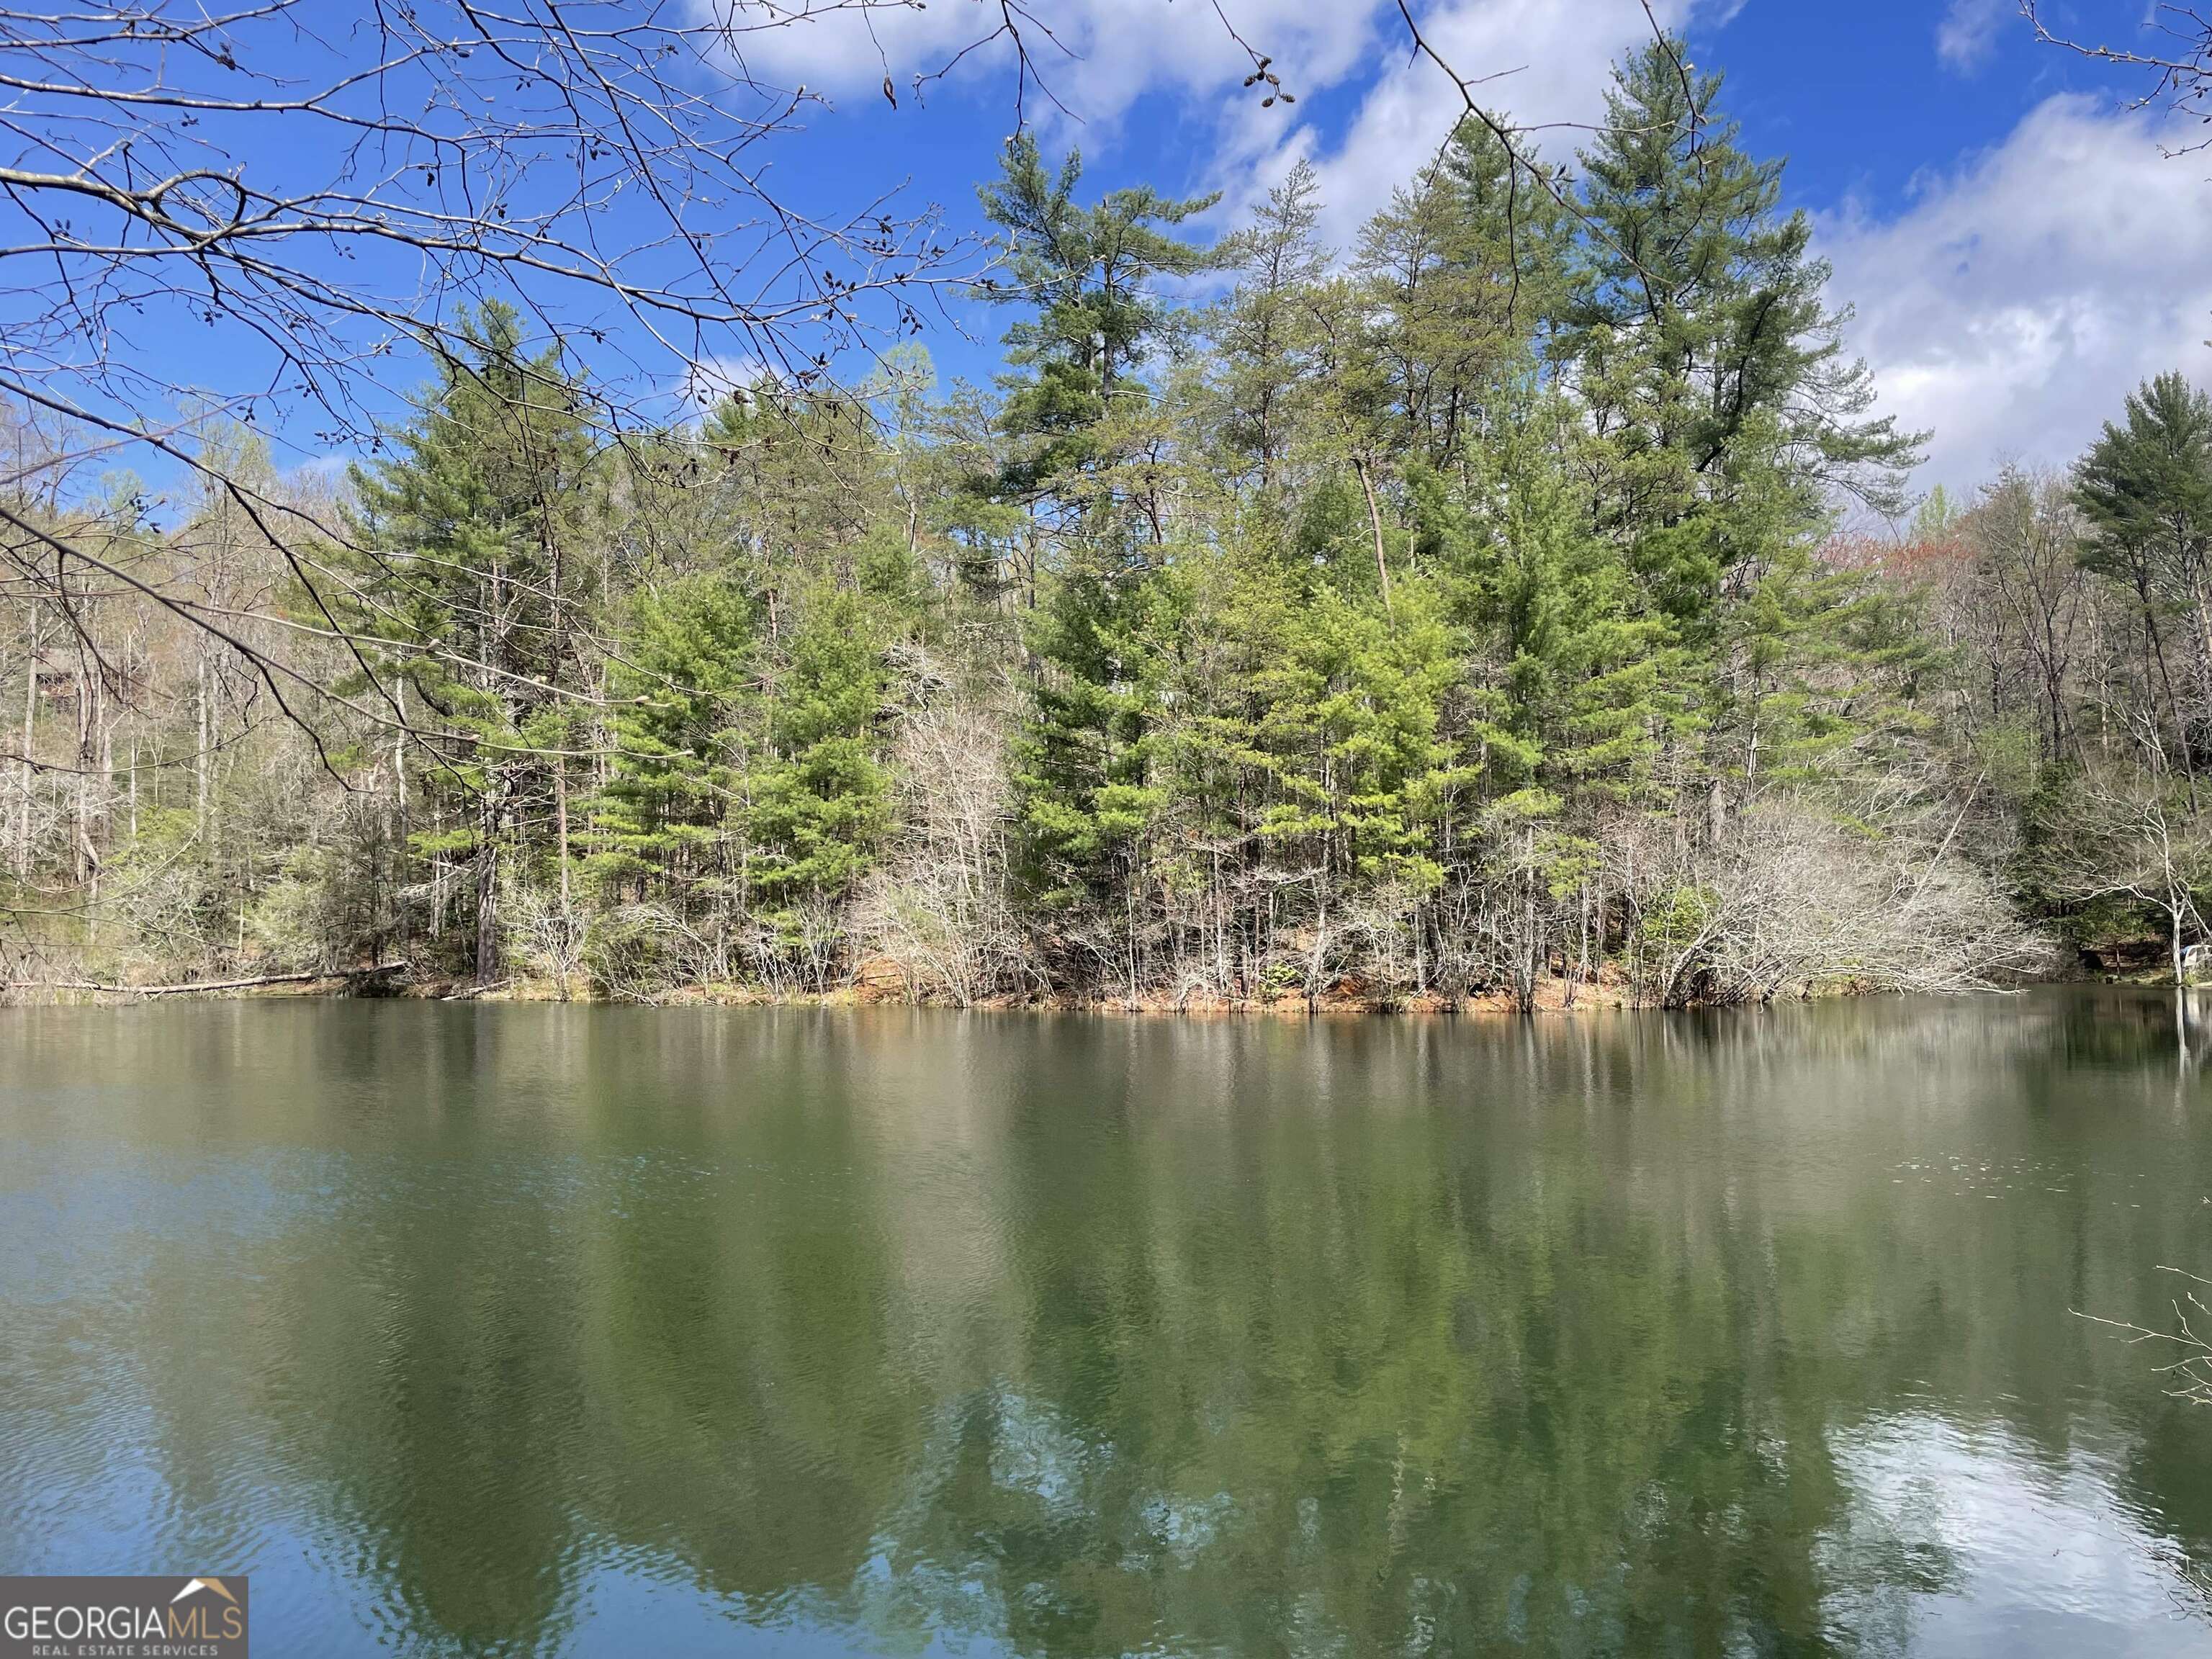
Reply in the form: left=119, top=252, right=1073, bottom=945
left=5, top=992, right=2212, bottom=1655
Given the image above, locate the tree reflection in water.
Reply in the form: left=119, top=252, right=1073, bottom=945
left=3, top=990, right=2212, bottom=1656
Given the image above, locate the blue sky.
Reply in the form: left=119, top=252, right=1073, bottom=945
left=87, top=0, right=2204, bottom=508
left=685, top=0, right=2203, bottom=502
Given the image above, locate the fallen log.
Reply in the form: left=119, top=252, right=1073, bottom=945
left=4, top=962, right=409, bottom=997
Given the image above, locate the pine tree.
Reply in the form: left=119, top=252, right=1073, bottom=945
left=1357, top=117, right=1572, bottom=469
left=745, top=585, right=891, bottom=982
left=1214, top=160, right=1328, bottom=498
left=979, top=136, right=1224, bottom=407
left=1009, top=562, right=1164, bottom=983
left=2075, top=372, right=2212, bottom=762
left=588, top=573, right=755, bottom=910
left=976, top=139, right=1220, bottom=988
left=1558, top=47, right=1931, bottom=860
left=1248, top=576, right=1472, bottom=1005
left=1565, top=41, right=1920, bottom=539
left=1447, top=385, right=1689, bottom=1001
left=1466, top=387, right=1688, bottom=814
left=341, top=301, right=595, bottom=982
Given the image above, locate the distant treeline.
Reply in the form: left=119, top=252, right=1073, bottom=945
left=4, top=41, right=2208, bottom=1007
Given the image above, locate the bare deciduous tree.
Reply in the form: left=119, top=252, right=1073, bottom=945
left=1963, top=468, right=2092, bottom=762
left=2038, top=760, right=2212, bottom=984
left=0, top=0, right=989, bottom=765
left=858, top=657, right=1030, bottom=1006
left=1621, top=796, right=2051, bottom=1007
left=2022, top=1, right=2212, bottom=149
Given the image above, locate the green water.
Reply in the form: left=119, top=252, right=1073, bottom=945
left=6, top=993, right=2212, bottom=1655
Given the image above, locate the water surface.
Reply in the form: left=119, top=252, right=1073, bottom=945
left=6, top=992, right=2212, bottom=1655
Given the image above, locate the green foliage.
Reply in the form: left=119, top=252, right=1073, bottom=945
left=589, top=573, right=755, bottom=903
left=1267, top=577, right=1473, bottom=894
left=1565, top=41, right=1920, bottom=529
left=1012, top=562, right=1164, bottom=920
left=40, top=33, right=2110, bottom=1006
left=345, top=301, right=595, bottom=747
left=745, top=585, right=892, bottom=920
left=333, top=300, right=596, bottom=977
left=1460, top=387, right=1688, bottom=809
left=246, top=847, right=355, bottom=971
left=979, top=135, right=1225, bottom=403
left=2076, top=371, right=2212, bottom=595
left=1357, top=117, right=1573, bottom=464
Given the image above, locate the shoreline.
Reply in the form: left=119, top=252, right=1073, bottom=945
left=0, top=967, right=2142, bottom=1013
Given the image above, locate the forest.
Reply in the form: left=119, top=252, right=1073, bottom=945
left=4, top=38, right=2209, bottom=1010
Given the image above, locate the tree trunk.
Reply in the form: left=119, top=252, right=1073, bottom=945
left=475, top=783, right=500, bottom=986
left=393, top=680, right=410, bottom=951
left=1306, top=879, right=1328, bottom=1015
left=17, top=611, right=37, bottom=876
left=195, top=650, right=210, bottom=842
left=73, top=651, right=90, bottom=886
left=2148, top=596, right=2200, bottom=807
left=554, top=753, right=571, bottom=912
left=1351, top=456, right=1394, bottom=619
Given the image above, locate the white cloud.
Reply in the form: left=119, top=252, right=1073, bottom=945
left=709, top=0, right=1382, bottom=140
left=680, top=352, right=771, bottom=405
left=1207, top=0, right=1716, bottom=253
left=1936, top=0, right=2008, bottom=72
left=722, top=1, right=2210, bottom=509
left=723, top=1, right=1720, bottom=248
left=1820, top=95, right=2212, bottom=493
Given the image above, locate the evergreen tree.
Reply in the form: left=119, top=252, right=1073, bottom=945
left=745, top=585, right=891, bottom=981
left=2075, top=372, right=2212, bottom=758
left=588, top=573, right=755, bottom=912
left=1467, top=387, right=1686, bottom=814
left=1214, top=160, right=1328, bottom=498
left=1250, top=576, right=1471, bottom=1004
left=979, top=135, right=1225, bottom=413
left=1009, top=561, right=1165, bottom=982
left=32, top=32, right=2063, bottom=1010
left=342, top=301, right=594, bottom=982
left=976, top=138, right=1219, bottom=977
left=1357, top=117, right=1572, bottom=469
left=1565, top=41, right=1919, bottom=537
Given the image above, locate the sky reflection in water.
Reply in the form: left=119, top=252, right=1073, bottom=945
left=4, top=991, right=2212, bottom=1656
